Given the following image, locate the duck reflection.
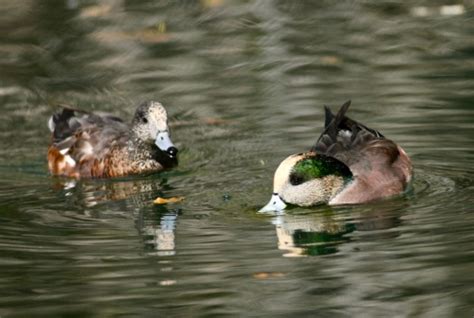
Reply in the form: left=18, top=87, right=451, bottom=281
left=52, top=176, right=171, bottom=207
left=52, top=176, right=180, bottom=256
left=138, top=205, right=179, bottom=257
left=270, top=201, right=406, bottom=257
left=272, top=212, right=355, bottom=257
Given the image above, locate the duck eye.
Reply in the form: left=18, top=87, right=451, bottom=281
left=142, top=117, right=148, bottom=124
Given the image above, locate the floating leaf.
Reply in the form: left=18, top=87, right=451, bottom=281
left=153, top=196, right=185, bottom=205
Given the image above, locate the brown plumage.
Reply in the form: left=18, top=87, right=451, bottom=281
left=47, top=101, right=178, bottom=179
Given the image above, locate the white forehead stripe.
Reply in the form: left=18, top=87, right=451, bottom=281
left=273, top=154, right=305, bottom=192
left=149, top=102, right=169, bottom=131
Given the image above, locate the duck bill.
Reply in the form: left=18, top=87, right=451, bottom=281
left=259, top=194, right=287, bottom=213
left=155, top=131, right=177, bottom=157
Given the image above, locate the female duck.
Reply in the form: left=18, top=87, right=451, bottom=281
left=260, top=101, right=412, bottom=212
left=47, top=100, right=178, bottom=178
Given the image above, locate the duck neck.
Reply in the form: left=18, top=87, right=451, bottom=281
left=127, top=137, right=154, bottom=160
left=127, top=136, right=177, bottom=169
left=325, top=175, right=351, bottom=202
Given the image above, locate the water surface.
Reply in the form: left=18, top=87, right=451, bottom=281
left=0, top=1, right=473, bottom=317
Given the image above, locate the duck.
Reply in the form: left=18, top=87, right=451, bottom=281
left=260, top=100, right=412, bottom=212
left=47, top=100, right=178, bottom=178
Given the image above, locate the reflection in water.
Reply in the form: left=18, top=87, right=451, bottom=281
left=0, top=0, right=473, bottom=316
left=271, top=201, right=406, bottom=257
left=140, top=207, right=179, bottom=257
left=52, top=176, right=180, bottom=256
left=272, top=213, right=354, bottom=257
left=52, top=177, right=165, bottom=207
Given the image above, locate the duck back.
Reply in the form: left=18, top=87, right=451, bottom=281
left=312, top=101, right=413, bottom=204
left=48, top=107, right=130, bottom=178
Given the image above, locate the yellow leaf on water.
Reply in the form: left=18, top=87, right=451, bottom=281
left=153, top=196, right=185, bottom=205
left=155, top=22, right=167, bottom=33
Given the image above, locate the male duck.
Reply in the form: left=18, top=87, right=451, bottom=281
left=47, top=101, right=178, bottom=178
left=260, top=100, right=412, bottom=212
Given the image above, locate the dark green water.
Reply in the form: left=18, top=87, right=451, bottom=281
left=1, top=1, right=473, bottom=317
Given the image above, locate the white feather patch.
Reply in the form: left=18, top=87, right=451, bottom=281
left=59, top=148, right=70, bottom=155
left=48, top=116, right=55, bottom=132
left=338, top=130, right=352, bottom=138
left=64, top=155, right=76, bottom=167
left=81, top=142, right=94, bottom=156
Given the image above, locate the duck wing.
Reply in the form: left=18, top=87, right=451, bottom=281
left=48, top=106, right=129, bottom=176
left=311, top=100, right=396, bottom=167
left=49, top=106, right=126, bottom=140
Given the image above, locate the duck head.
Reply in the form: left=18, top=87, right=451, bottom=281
left=259, top=152, right=353, bottom=212
left=132, top=101, right=178, bottom=159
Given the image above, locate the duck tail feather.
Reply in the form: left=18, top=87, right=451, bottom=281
left=312, top=100, right=351, bottom=152
left=324, top=105, right=334, bottom=128
left=334, top=100, right=351, bottom=127
left=49, top=106, right=88, bottom=142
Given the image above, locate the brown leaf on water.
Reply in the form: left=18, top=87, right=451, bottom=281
left=201, top=0, right=224, bottom=8
left=253, top=272, right=286, bottom=280
left=153, top=196, right=185, bottom=205
left=135, top=23, right=170, bottom=43
left=92, top=22, right=171, bottom=45
left=320, top=55, right=341, bottom=65
left=203, top=117, right=232, bottom=125
left=80, top=5, right=112, bottom=18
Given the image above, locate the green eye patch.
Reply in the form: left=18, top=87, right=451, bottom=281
left=289, top=155, right=352, bottom=186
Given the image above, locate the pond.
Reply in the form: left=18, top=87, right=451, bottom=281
left=0, top=1, right=473, bottom=317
